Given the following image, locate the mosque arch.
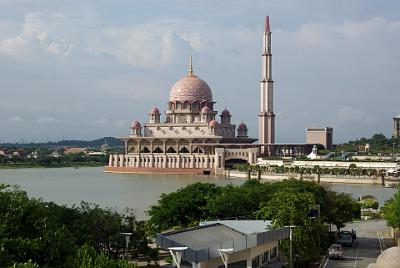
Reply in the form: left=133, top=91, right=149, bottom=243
left=140, top=140, right=151, bottom=153
left=166, top=139, right=177, bottom=154
left=152, top=139, right=164, bottom=153
left=178, top=139, right=190, bottom=154
left=127, top=140, right=139, bottom=153
left=200, top=100, right=207, bottom=108
left=183, top=101, right=190, bottom=110
left=192, top=101, right=199, bottom=111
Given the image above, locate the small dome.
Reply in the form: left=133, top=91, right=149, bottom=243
left=130, top=121, right=141, bottom=129
left=209, top=120, right=219, bottom=127
left=201, top=106, right=212, bottom=113
left=150, top=106, right=160, bottom=114
left=238, top=122, right=248, bottom=130
left=221, top=108, right=231, bottom=116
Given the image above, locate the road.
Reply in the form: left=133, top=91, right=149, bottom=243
left=324, top=220, right=385, bottom=268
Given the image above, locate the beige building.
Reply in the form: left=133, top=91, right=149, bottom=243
left=393, top=115, right=400, bottom=138
left=306, top=127, right=333, bottom=150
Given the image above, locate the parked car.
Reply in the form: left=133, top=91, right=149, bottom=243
left=328, top=244, right=344, bottom=259
left=337, top=232, right=353, bottom=247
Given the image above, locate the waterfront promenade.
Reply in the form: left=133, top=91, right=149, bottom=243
left=226, top=170, right=400, bottom=185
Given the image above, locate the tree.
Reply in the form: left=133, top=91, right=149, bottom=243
left=147, top=183, right=220, bottom=234
left=256, top=190, right=328, bottom=264
left=207, top=180, right=272, bottom=219
left=0, top=184, right=145, bottom=267
left=322, top=191, right=361, bottom=229
left=382, top=189, right=400, bottom=228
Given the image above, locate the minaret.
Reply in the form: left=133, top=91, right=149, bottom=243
left=259, top=15, right=275, bottom=152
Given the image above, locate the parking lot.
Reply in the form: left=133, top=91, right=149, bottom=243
left=324, top=220, right=385, bottom=268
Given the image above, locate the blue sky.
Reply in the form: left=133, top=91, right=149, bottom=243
left=0, top=0, right=399, bottom=143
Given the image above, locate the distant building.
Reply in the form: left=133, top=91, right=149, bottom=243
left=306, top=127, right=333, bottom=150
left=393, top=115, right=400, bottom=138
left=50, top=151, right=61, bottom=158
left=64, top=147, right=88, bottom=154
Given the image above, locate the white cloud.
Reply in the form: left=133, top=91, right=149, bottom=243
left=0, top=12, right=75, bottom=58
left=276, top=17, right=400, bottom=50
left=86, top=22, right=194, bottom=68
left=9, top=116, right=25, bottom=123
left=36, top=117, right=60, bottom=123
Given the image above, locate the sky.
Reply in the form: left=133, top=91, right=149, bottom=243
left=0, top=0, right=399, bottom=143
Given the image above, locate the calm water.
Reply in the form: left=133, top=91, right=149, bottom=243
left=0, top=167, right=396, bottom=219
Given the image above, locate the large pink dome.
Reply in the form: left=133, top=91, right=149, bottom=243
left=169, top=75, right=213, bottom=102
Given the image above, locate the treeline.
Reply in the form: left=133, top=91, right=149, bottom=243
left=233, top=163, right=384, bottom=178
left=0, top=153, right=107, bottom=168
left=0, top=137, right=123, bottom=149
left=147, top=179, right=361, bottom=265
left=335, top=133, right=399, bottom=154
left=0, top=184, right=150, bottom=267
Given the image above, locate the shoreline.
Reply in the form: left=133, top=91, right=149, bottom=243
left=0, top=162, right=106, bottom=169
left=225, top=170, right=400, bottom=186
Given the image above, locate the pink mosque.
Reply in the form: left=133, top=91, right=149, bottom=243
left=105, top=16, right=312, bottom=175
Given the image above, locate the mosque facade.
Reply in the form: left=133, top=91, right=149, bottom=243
left=105, top=16, right=312, bottom=175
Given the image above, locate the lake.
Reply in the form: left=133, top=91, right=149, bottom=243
left=0, top=167, right=396, bottom=219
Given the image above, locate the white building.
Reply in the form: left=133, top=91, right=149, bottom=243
left=156, top=220, right=288, bottom=268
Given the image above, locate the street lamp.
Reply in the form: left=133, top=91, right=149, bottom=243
left=168, top=247, right=188, bottom=268
left=121, top=232, right=133, bottom=249
left=285, top=225, right=296, bottom=268
left=218, top=248, right=234, bottom=268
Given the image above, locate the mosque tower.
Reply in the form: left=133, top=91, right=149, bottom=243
left=259, top=15, right=275, bottom=152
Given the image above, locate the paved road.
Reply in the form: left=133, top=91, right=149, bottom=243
left=324, top=220, right=384, bottom=268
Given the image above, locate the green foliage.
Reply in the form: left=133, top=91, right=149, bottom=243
left=323, top=191, right=361, bottom=229
left=335, top=133, right=400, bottom=154
left=256, top=189, right=328, bottom=263
left=207, top=180, right=272, bottom=219
left=0, top=184, right=146, bottom=267
left=147, top=183, right=220, bottom=234
left=71, top=244, right=136, bottom=268
left=382, top=189, right=400, bottom=228
left=360, top=198, right=379, bottom=209
left=9, top=260, right=39, bottom=268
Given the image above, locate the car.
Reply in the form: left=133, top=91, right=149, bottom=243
left=329, top=244, right=344, bottom=259
left=337, top=232, right=353, bottom=247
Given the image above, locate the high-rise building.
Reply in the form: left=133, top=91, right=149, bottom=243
left=306, top=127, right=333, bottom=150
left=393, top=115, right=400, bottom=138
left=259, top=16, right=275, bottom=153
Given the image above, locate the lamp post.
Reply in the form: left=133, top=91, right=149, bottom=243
left=285, top=225, right=296, bottom=268
left=168, top=247, right=188, bottom=268
left=120, top=232, right=133, bottom=259
left=120, top=232, right=133, bottom=249
left=218, top=248, right=234, bottom=268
